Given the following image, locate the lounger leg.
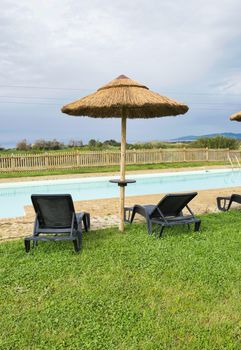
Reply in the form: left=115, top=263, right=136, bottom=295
left=24, top=239, right=30, bottom=253
left=194, top=221, right=201, bottom=232
left=33, top=232, right=39, bottom=247
left=147, top=218, right=152, bottom=235
left=78, top=232, right=82, bottom=250
left=154, top=225, right=159, bottom=239
left=73, top=239, right=79, bottom=252
left=87, top=213, right=90, bottom=230
left=130, top=209, right=136, bottom=224
left=73, top=231, right=82, bottom=253
left=159, top=226, right=165, bottom=238
left=83, top=213, right=90, bottom=232
left=217, top=198, right=231, bottom=211
left=124, top=208, right=132, bottom=223
left=73, top=238, right=80, bottom=252
left=83, top=216, right=87, bottom=232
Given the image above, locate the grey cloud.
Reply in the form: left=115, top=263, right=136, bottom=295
left=0, top=0, right=241, bottom=146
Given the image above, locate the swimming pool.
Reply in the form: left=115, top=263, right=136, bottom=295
left=0, top=169, right=241, bottom=218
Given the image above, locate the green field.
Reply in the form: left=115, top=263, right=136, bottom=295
left=1, top=210, right=241, bottom=349
left=0, top=161, right=228, bottom=178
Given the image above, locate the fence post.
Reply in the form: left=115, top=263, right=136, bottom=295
left=11, top=154, right=15, bottom=170
left=44, top=153, right=49, bottom=169
left=77, top=152, right=80, bottom=166
left=159, top=148, right=163, bottom=163
left=133, top=149, right=137, bottom=164
left=227, top=148, right=230, bottom=162
left=183, top=147, right=186, bottom=162
left=206, top=147, right=209, bottom=162
left=106, top=151, right=110, bottom=165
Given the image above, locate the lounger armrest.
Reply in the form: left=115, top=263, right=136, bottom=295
left=76, top=212, right=85, bottom=221
left=185, top=204, right=195, bottom=217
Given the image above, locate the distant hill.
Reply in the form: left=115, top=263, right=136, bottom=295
left=171, top=133, right=241, bottom=142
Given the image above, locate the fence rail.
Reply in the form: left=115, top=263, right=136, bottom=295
left=0, top=148, right=239, bottom=172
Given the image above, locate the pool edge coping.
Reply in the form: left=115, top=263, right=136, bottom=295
left=0, top=165, right=232, bottom=189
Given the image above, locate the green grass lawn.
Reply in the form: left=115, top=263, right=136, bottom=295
left=0, top=161, right=228, bottom=178
left=1, top=211, right=241, bottom=349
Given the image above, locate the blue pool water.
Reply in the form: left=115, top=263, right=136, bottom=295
left=0, top=169, right=241, bottom=218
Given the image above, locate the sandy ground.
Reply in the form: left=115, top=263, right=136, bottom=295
left=1, top=165, right=240, bottom=241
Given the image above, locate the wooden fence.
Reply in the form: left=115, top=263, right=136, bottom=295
left=0, top=148, right=239, bottom=172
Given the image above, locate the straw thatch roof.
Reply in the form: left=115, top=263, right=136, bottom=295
left=230, top=111, right=241, bottom=122
left=61, top=75, right=189, bottom=118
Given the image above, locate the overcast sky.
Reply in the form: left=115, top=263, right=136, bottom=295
left=1, top=0, right=241, bottom=147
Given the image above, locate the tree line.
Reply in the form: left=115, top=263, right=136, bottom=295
left=0, top=135, right=240, bottom=152
left=10, top=139, right=171, bottom=151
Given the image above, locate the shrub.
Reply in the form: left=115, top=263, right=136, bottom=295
left=88, top=139, right=103, bottom=149
left=190, top=136, right=240, bottom=150
left=103, top=139, right=120, bottom=147
left=68, top=140, right=83, bottom=148
left=16, top=139, right=31, bottom=151
left=46, top=139, right=64, bottom=150
left=32, top=139, right=64, bottom=151
left=127, top=141, right=168, bottom=150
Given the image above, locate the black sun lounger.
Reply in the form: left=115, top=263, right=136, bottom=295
left=24, top=194, right=90, bottom=253
left=217, top=194, right=241, bottom=211
left=124, top=192, right=201, bottom=237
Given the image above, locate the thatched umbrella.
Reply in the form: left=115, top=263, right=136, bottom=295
left=230, top=111, right=241, bottom=122
left=61, top=75, right=189, bottom=232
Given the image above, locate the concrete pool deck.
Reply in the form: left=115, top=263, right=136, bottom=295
left=0, top=164, right=229, bottom=183
left=1, top=165, right=241, bottom=241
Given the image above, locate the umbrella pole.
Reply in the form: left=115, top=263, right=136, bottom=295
left=119, top=115, right=126, bottom=232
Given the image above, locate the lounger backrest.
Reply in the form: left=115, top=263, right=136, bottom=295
left=151, top=192, right=197, bottom=218
left=231, top=194, right=241, bottom=204
left=31, top=194, right=76, bottom=229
